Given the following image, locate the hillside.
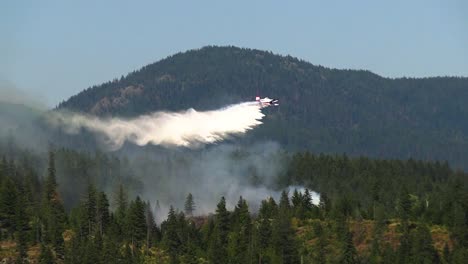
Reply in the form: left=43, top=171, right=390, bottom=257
left=2, top=143, right=466, bottom=263
left=58, top=46, right=468, bottom=169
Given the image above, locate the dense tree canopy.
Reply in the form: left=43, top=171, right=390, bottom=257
left=0, top=140, right=467, bottom=263
left=57, top=46, right=468, bottom=169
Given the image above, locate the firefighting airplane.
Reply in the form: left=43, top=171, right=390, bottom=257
left=256, top=96, right=279, bottom=108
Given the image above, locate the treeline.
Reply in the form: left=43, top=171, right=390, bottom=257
left=0, top=135, right=142, bottom=210
left=1, top=147, right=468, bottom=263
left=0, top=150, right=299, bottom=263
left=286, top=152, right=468, bottom=226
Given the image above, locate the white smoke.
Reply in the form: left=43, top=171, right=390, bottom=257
left=286, top=185, right=321, bottom=205
left=46, top=101, right=322, bottom=221
left=48, top=102, right=265, bottom=150
left=121, top=142, right=321, bottom=222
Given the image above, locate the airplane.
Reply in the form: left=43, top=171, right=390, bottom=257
left=256, top=96, right=279, bottom=108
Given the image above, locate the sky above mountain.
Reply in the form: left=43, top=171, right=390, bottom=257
left=1, top=0, right=467, bottom=106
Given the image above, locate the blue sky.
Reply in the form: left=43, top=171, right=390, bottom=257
left=1, top=0, right=467, bottom=106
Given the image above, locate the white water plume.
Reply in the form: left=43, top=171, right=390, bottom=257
left=48, top=102, right=265, bottom=150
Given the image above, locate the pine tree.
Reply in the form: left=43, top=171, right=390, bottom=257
left=208, top=227, right=223, bottom=264
left=0, top=176, right=17, bottom=237
left=96, top=191, right=110, bottom=236
left=39, top=243, right=55, bottom=264
left=257, top=198, right=275, bottom=263
left=279, top=190, right=291, bottom=215
left=208, top=196, right=230, bottom=264
left=397, top=187, right=412, bottom=264
left=452, top=202, right=468, bottom=247
left=259, top=197, right=278, bottom=220
left=313, top=223, right=327, bottom=264
left=84, top=182, right=97, bottom=236
left=442, top=243, right=450, bottom=263
left=339, top=230, right=359, bottom=264
left=409, top=224, right=439, bottom=263
left=162, top=206, right=181, bottom=263
left=122, top=243, right=133, bottom=264
left=64, top=234, right=81, bottom=264
left=144, top=201, right=157, bottom=250
left=215, top=196, right=230, bottom=245
left=398, top=187, right=412, bottom=223
left=397, top=231, right=411, bottom=264
left=101, top=236, right=121, bottom=264
left=41, top=150, right=66, bottom=258
left=184, top=193, right=195, bottom=217
left=334, top=206, right=348, bottom=242
left=229, top=196, right=251, bottom=264
left=127, top=196, right=147, bottom=248
left=114, top=184, right=128, bottom=226
left=273, top=190, right=298, bottom=264
left=319, top=192, right=331, bottom=218
left=93, top=231, right=104, bottom=264
left=303, top=189, right=313, bottom=211
left=43, top=151, right=58, bottom=203
left=15, top=194, right=29, bottom=264
left=291, top=189, right=305, bottom=219
left=181, top=239, right=199, bottom=264
left=291, top=189, right=302, bottom=208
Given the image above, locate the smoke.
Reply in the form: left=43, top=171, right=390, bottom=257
left=128, top=142, right=285, bottom=221
left=121, top=142, right=320, bottom=223
left=0, top=92, right=320, bottom=223
left=46, top=101, right=314, bottom=221
left=48, top=102, right=265, bottom=150
left=0, top=78, right=47, bottom=110
left=0, top=79, right=50, bottom=152
left=286, top=185, right=321, bottom=205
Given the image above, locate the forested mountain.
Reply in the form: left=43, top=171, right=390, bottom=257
left=2, top=46, right=468, bottom=263
left=58, top=46, right=468, bottom=169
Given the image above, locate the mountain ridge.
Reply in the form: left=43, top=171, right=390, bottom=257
left=57, top=46, right=468, bottom=169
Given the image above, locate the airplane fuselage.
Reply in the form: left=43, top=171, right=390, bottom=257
left=256, top=96, right=279, bottom=108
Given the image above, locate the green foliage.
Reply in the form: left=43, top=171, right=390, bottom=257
left=409, top=224, right=439, bottom=263
left=1, top=139, right=467, bottom=263
left=162, top=206, right=181, bottom=262
left=272, top=192, right=299, bottom=263
left=58, top=46, right=468, bottom=170
left=127, top=196, right=147, bottom=248
left=339, top=230, right=359, bottom=264
left=15, top=194, right=28, bottom=264
left=114, top=183, right=128, bottom=235
left=144, top=201, right=158, bottom=249
left=39, top=243, right=55, bottom=264
left=313, top=223, right=328, bottom=263
left=0, top=176, right=17, bottom=237
left=184, top=193, right=195, bottom=217
left=208, top=197, right=230, bottom=264
left=84, top=183, right=97, bottom=236
left=287, top=152, right=466, bottom=223
left=41, top=150, right=67, bottom=258
left=96, top=191, right=110, bottom=236
left=228, top=196, right=251, bottom=264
